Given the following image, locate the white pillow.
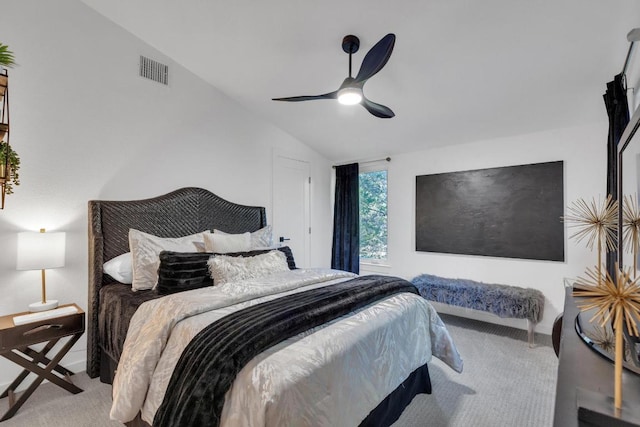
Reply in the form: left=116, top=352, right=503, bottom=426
left=207, top=250, right=289, bottom=285
left=103, top=252, right=133, bottom=284
left=129, top=229, right=209, bottom=291
left=213, top=225, right=273, bottom=249
left=203, top=232, right=251, bottom=253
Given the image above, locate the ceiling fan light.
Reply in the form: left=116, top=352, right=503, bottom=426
left=337, top=87, right=363, bottom=105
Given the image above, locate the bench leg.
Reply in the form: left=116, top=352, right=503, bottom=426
left=527, top=320, right=536, bottom=348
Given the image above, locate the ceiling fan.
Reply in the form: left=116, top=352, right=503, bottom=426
left=272, top=33, right=396, bottom=119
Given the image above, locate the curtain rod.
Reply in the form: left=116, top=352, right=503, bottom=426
left=332, top=157, right=391, bottom=169
left=622, top=28, right=640, bottom=75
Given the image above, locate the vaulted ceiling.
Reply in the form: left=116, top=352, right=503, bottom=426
left=82, top=0, right=640, bottom=161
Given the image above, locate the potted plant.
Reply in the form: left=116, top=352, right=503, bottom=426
left=0, top=43, right=15, bottom=68
left=0, top=141, right=20, bottom=194
left=0, top=43, right=15, bottom=96
left=0, top=43, right=15, bottom=207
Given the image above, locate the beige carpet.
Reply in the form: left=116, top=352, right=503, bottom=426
left=0, top=372, right=118, bottom=427
left=0, top=314, right=557, bottom=427
left=392, top=315, right=557, bottom=427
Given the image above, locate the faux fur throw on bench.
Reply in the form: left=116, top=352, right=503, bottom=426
left=411, top=274, right=544, bottom=323
left=154, top=275, right=418, bottom=427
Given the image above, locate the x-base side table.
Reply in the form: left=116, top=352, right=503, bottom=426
left=0, top=303, right=85, bottom=421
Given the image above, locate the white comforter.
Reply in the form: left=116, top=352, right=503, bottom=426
left=111, top=269, right=463, bottom=426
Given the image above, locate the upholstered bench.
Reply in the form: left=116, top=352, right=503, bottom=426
left=411, top=274, right=545, bottom=347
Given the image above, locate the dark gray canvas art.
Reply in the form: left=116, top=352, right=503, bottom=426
left=415, top=161, right=564, bottom=261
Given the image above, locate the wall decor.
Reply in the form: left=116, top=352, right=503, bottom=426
left=415, top=161, right=564, bottom=261
left=0, top=42, right=17, bottom=209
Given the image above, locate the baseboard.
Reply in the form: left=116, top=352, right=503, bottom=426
left=61, top=359, right=86, bottom=375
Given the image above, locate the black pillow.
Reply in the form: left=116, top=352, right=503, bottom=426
left=157, top=251, right=213, bottom=295
left=156, top=246, right=297, bottom=295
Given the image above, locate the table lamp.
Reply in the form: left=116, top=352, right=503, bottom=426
left=16, top=228, right=65, bottom=312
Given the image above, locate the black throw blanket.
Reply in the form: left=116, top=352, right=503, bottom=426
left=154, top=274, right=419, bottom=427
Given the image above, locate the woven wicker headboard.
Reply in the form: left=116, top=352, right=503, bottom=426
left=87, top=187, right=266, bottom=378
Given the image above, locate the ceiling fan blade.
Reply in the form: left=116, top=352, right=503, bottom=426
left=272, top=91, right=337, bottom=102
left=361, top=97, right=395, bottom=118
left=354, top=34, right=395, bottom=84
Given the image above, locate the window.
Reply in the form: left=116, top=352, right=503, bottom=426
left=359, top=167, right=388, bottom=262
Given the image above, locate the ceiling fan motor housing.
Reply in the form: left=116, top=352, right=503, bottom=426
left=342, top=35, right=360, bottom=54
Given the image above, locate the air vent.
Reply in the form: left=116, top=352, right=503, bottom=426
left=139, top=55, right=168, bottom=85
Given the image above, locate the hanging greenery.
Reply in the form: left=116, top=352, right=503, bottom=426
left=0, top=42, right=14, bottom=209
left=0, top=141, right=20, bottom=194
left=0, top=44, right=16, bottom=68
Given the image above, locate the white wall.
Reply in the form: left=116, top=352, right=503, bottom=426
left=361, top=123, right=607, bottom=334
left=0, top=0, right=332, bottom=388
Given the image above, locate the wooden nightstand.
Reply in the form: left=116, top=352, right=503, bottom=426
left=0, top=303, right=85, bottom=422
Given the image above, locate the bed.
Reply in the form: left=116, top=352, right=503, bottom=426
left=87, top=187, right=462, bottom=427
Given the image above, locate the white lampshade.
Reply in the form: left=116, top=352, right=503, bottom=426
left=16, top=229, right=66, bottom=312
left=17, top=230, right=66, bottom=270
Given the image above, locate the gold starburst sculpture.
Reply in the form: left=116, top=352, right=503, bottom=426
left=563, top=195, right=618, bottom=281
left=585, top=324, right=616, bottom=353
left=584, top=324, right=633, bottom=363
left=574, top=267, right=640, bottom=334
left=574, top=265, right=640, bottom=409
left=623, top=194, right=640, bottom=278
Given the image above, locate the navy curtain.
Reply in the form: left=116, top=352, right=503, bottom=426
left=331, top=163, right=360, bottom=274
left=603, top=73, right=629, bottom=278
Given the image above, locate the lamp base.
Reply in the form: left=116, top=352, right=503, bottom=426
left=28, top=300, right=59, bottom=312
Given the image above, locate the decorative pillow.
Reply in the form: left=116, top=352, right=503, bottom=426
left=207, top=250, right=290, bottom=285
left=250, top=225, right=273, bottom=248
left=213, top=225, right=273, bottom=249
left=103, top=252, right=133, bottom=284
left=157, top=251, right=213, bottom=295
left=216, top=246, right=296, bottom=270
left=157, top=246, right=296, bottom=292
left=269, top=246, right=296, bottom=270
left=203, top=232, right=251, bottom=253
left=129, top=229, right=209, bottom=291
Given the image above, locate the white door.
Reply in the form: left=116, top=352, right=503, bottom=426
left=272, top=155, right=310, bottom=267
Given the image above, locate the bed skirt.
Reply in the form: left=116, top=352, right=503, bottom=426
left=123, top=363, right=431, bottom=427
left=359, top=363, right=432, bottom=426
